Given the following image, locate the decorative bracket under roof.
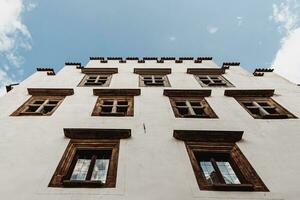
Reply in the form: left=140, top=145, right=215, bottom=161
left=222, top=62, right=240, bottom=69
left=81, top=68, right=118, bottom=74
left=65, top=62, right=82, bottom=69
left=90, top=57, right=105, bottom=60
left=27, top=88, right=74, bottom=96
left=64, top=128, right=131, bottom=139
left=134, top=68, right=171, bottom=75
left=6, top=83, right=19, bottom=93
left=93, top=88, right=141, bottom=96
left=187, top=68, right=225, bottom=75
left=173, top=130, right=243, bottom=142
left=253, top=68, right=274, bottom=76
left=36, top=67, right=55, bottom=75
left=224, top=89, right=275, bottom=97
left=197, top=57, right=213, bottom=60
left=163, top=89, right=211, bottom=97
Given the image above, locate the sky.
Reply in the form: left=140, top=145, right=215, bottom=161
left=0, top=0, right=300, bottom=95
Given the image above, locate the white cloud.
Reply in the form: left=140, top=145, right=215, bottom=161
left=237, top=16, right=243, bottom=26
left=271, top=0, right=300, bottom=84
left=273, top=28, right=300, bottom=83
left=0, top=0, right=35, bottom=95
left=169, top=36, right=176, bottom=41
left=207, top=26, right=218, bottom=34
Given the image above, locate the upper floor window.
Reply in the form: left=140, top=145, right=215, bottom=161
left=134, top=68, right=171, bottom=87
left=236, top=97, right=296, bottom=119
left=92, top=96, right=133, bottom=116
left=92, top=89, right=141, bottom=117
left=224, top=89, right=296, bottom=119
left=164, top=89, right=217, bottom=118
left=187, top=68, right=233, bottom=87
left=81, top=75, right=112, bottom=86
left=11, top=88, right=73, bottom=116
left=170, top=97, right=217, bottom=118
left=78, top=68, right=118, bottom=87
left=140, top=75, right=169, bottom=86
left=195, top=75, right=233, bottom=87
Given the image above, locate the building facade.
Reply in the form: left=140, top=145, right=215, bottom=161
left=0, top=57, right=300, bottom=200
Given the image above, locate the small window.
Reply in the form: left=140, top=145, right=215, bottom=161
left=236, top=97, right=296, bottom=119
left=11, top=96, right=64, bottom=116
left=49, top=140, right=119, bottom=188
left=140, top=75, right=170, bottom=87
left=195, top=75, right=233, bottom=87
left=186, top=141, right=268, bottom=191
left=92, top=96, right=133, bottom=116
left=79, top=74, right=112, bottom=87
left=169, top=97, right=217, bottom=118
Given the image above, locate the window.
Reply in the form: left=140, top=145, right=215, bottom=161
left=185, top=141, right=268, bottom=191
left=11, top=88, right=73, bottom=116
left=169, top=97, right=217, bottom=118
left=134, top=68, right=171, bottom=87
left=78, top=67, right=118, bottom=87
left=49, top=140, right=119, bottom=188
left=14, top=96, right=63, bottom=116
left=80, top=74, right=112, bottom=86
left=140, top=75, right=170, bottom=87
left=236, top=97, right=296, bottom=119
left=92, top=96, right=133, bottom=116
left=195, top=75, right=233, bottom=87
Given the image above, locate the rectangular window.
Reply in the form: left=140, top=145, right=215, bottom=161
left=134, top=68, right=171, bottom=87
left=80, top=74, right=112, bottom=87
left=186, top=141, right=268, bottom=191
left=69, top=150, right=111, bottom=183
left=11, top=96, right=64, bottom=116
left=236, top=97, right=296, bottom=119
left=49, top=140, right=119, bottom=188
left=92, top=96, right=134, bottom=116
left=140, top=75, right=170, bottom=87
left=195, top=75, right=233, bottom=87
left=169, top=97, right=217, bottom=118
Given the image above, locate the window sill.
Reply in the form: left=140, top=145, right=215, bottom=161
left=62, top=180, right=105, bottom=188
left=212, top=183, right=254, bottom=191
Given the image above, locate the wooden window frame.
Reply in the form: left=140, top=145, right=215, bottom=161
left=11, top=96, right=64, bottom=116
left=185, top=141, right=268, bottom=191
left=92, top=96, right=134, bottom=117
left=79, top=74, right=112, bottom=87
left=169, top=97, right=217, bottom=118
left=49, top=139, right=119, bottom=188
left=139, top=74, right=170, bottom=87
left=236, top=97, right=296, bottom=119
left=195, top=75, right=233, bottom=87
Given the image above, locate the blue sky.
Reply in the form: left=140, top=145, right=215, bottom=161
left=0, top=0, right=300, bottom=94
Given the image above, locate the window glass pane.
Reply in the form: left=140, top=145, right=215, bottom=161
left=216, top=161, right=240, bottom=184
left=91, top=159, right=110, bottom=182
left=200, top=161, right=216, bottom=184
left=70, top=159, right=91, bottom=181
left=25, top=105, right=39, bottom=112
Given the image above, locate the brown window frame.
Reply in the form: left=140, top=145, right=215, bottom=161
left=79, top=74, right=112, bottom=87
left=134, top=68, right=171, bottom=87
left=169, top=97, right=217, bottom=118
left=185, top=141, right=268, bottom=191
left=11, top=96, right=64, bottom=116
left=92, top=96, right=134, bottom=116
left=139, top=74, right=170, bottom=87
left=49, top=139, right=119, bottom=188
left=236, top=97, right=296, bottom=119
left=195, top=75, right=233, bottom=87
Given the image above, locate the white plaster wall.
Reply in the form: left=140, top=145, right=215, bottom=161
left=0, top=59, right=299, bottom=200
